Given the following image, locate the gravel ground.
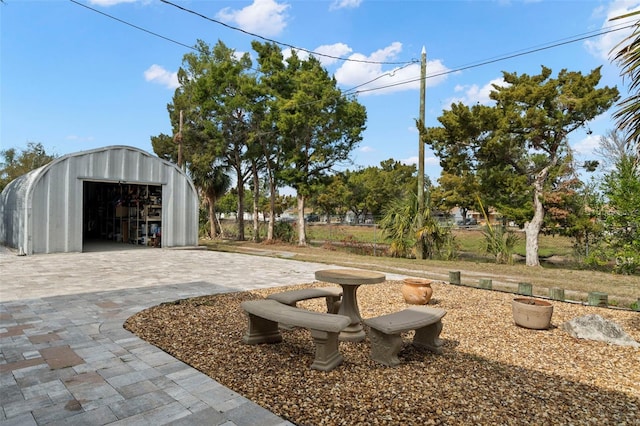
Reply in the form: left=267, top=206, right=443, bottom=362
left=124, top=280, right=640, bottom=426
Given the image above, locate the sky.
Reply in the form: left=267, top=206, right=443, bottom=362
left=2, top=0, right=639, bottom=184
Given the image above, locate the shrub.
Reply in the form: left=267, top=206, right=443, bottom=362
left=273, top=221, right=295, bottom=243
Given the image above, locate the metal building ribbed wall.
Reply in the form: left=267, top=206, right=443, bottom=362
left=0, top=146, right=198, bottom=254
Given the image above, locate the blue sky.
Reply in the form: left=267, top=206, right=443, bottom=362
left=1, top=0, right=639, bottom=184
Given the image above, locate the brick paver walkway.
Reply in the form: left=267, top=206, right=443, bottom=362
left=0, top=245, right=400, bottom=425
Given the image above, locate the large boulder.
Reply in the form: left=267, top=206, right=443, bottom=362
left=562, top=314, right=639, bottom=348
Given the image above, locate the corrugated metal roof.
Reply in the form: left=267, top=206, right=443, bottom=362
left=0, top=146, right=198, bottom=254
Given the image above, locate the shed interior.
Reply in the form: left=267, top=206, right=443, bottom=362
left=83, top=181, right=162, bottom=247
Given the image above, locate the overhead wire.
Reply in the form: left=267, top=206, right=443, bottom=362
left=69, top=0, right=636, bottom=99
left=69, top=0, right=416, bottom=88
left=349, top=21, right=638, bottom=95
left=69, top=0, right=196, bottom=52
left=158, top=0, right=414, bottom=65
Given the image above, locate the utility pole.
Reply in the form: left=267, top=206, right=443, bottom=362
left=416, top=46, right=426, bottom=260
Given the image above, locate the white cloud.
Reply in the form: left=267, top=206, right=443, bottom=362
left=334, top=43, right=450, bottom=95
left=572, top=134, right=601, bottom=156
left=329, top=0, right=363, bottom=11
left=88, top=0, right=138, bottom=6
left=401, top=156, right=418, bottom=165
left=584, top=0, right=640, bottom=61
left=144, top=64, right=179, bottom=89
left=283, top=43, right=353, bottom=67
left=400, top=156, right=439, bottom=166
left=216, top=0, right=289, bottom=37
left=445, top=77, right=507, bottom=107
left=425, top=156, right=440, bottom=166
left=359, top=145, right=374, bottom=153
left=312, top=43, right=353, bottom=67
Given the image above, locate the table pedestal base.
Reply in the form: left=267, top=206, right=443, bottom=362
left=337, top=284, right=366, bottom=342
left=314, top=269, right=387, bottom=344
left=338, top=324, right=366, bottom=342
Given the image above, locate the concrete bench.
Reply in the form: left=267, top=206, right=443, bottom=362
left=267, top=287, right=342, bottom=314
left=364, top=306, right=447, bottom=367
left=241, top=299, right=350, bottom=372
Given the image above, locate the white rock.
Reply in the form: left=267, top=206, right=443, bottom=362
left=562, top=314, right=640, bottom=348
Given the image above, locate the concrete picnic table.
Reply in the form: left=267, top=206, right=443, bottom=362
left=314, top=268, right=386, bottom=342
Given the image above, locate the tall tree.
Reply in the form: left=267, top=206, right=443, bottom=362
left=424, top=67, right=619, bottom=266
left=251, top=41, right=294, bottom=241
left=153, top=40, right=258, bottom=241
left=271, top=49, right=367, bottom=245
left=343, top=159, right=417, bottom=222
left=190, top=158, right=231, bottom=238
left=0, top=142, right=56, bottom=192
left=432, top=170, right=480, bottom=223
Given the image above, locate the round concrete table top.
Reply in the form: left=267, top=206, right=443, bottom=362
left=315, top=269, right=386, bottom=286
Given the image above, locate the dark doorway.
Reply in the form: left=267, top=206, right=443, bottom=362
left=83, top=181, right=162, bottom=248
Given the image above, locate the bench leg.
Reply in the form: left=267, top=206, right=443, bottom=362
left=243, top=314, right=283, bottom=345
left=413, top=320, right=444, bottom=354
left=325, top=296, right=342, bottom=314
left=368, top=328, right=402, bottom=367
left=309, top=329, right=343, bottom=372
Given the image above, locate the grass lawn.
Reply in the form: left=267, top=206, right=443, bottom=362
left=306, top=223, right=574, bottom=258
left=201, top=224, right=639, bottom=310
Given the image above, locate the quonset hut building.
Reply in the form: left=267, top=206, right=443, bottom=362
left=0, top=146, right=199, bottom=254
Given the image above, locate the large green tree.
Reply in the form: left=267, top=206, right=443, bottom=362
left=424, top=67, right=619, bottom=266
left=343, top=159, right=417, bottom=222
left=153, top=40, right=257, bottom=240
left=251, top=41, right=292, bottom=241
left=0, top=142, right=56, bottom=192
left=267, top=48, right=367, bottom=245
left=432, top=170, right=480, bottom=224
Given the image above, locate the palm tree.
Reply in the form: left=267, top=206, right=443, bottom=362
left=191, top=162, right=232, bottom=238
left=610, top=10, right=640, bottom=162
left=379, top=191, right=449, bottom=259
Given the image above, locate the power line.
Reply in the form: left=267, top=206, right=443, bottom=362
left=69, top=0, right=636, bottom=98
left=350, top=22, right=637, bottom=96
left=158, top=0, right=415, bottom=66
left=69, top=0, right=196, bottom=52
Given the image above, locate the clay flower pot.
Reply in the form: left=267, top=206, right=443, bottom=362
left=401, top=278, right=433, bottom=305
left=512, top=298, right=553, bottom=330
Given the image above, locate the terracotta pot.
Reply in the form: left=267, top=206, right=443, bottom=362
left=401, top=278, right=433, bottom=305
left=512, top=298, right=553, bottom=330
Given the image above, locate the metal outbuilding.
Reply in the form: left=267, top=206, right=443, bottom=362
left=0, top=145, right=199, bottom=254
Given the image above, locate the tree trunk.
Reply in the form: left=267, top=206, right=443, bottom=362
left=215, top=212, right=224, bottom=239
left=237, top=183, right=245, bottom=241
left=297, top=193, right=307, bottom=246
left=267, top=180, right=276, bottom=241
left=207, top=194, right=217, bottom=238
left=524, top=181, right=545, bottom=267
left=252, top=163, right=260, bottom=243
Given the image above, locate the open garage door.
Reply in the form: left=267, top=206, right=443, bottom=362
left=83, top=181, right=162, bottom=250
